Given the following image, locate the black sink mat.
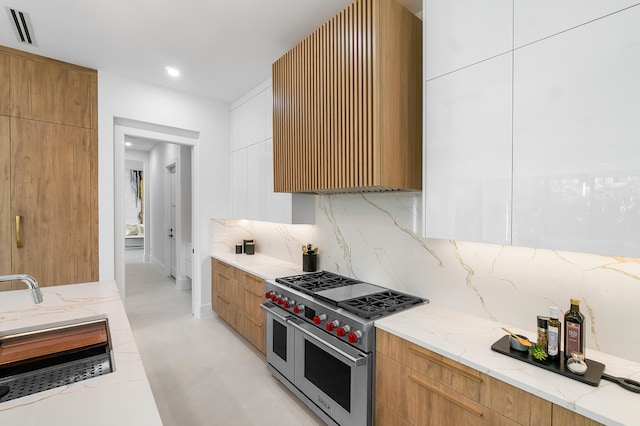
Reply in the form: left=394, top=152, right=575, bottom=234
left=491, top=335, right=604, bottom=387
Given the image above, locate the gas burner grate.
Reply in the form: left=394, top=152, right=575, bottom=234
left=276, top=271, right=363, bottom=295
left=338, top=291, right=424, bottom=319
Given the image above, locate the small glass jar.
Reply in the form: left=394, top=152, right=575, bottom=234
left=566, top=352, right=588, bottom=375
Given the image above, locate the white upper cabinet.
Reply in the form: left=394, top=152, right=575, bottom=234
left=231, top=88, right=269, bottom=151
left=230, top=82, right=315, bottom=224
left=232, top=149, right=248, bottom=219
left=424, top=54, right=512, bottom=245
left=514, top=0, right=639, bottom=48
left=424, top=0, right=512, bottom=79
left=512, top=7, right=640, bottom=257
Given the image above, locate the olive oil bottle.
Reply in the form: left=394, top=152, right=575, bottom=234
left=564, top=299, right=585, bottom=359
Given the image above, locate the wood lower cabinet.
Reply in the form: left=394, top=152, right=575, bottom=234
left=552, top=405, right=603, bottom=426
left=376, top=329, right=551, bottom=426
left=211, top=258, right=266, bottom=354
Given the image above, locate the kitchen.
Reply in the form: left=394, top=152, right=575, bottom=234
left=2, top=0, right=640, bottom=425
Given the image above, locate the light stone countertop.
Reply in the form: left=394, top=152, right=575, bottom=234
left=211, top=251, right=303, bottom=279
left=375, top=303, right=640, bottom=426
left=0, top=280, right=162, bottom=425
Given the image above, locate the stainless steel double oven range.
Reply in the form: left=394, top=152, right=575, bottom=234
left=261, top=271, right=427, bottom=426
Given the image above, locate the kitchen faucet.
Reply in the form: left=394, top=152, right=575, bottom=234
left=0, top=274, right=44, bottom=304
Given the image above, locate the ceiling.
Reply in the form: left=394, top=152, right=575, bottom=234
left=1, top=0, right=422, bottom=104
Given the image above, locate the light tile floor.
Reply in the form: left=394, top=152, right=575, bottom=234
left=123, top=249, right=324, bottom=425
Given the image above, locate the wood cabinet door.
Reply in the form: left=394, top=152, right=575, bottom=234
left=10, top=118, right=97, bottom=286
left=552, top=405, right=602, bottom=426
left=0, top=116, right=10, bottom=290
left=10, top=54, right=97, bottom=129
left=241, top=271, right=266, bottom=354
left=0, top=53, right=9, bottom=116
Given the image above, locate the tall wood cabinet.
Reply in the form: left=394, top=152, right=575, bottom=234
left=272, top=0, right=422, bottom=193
left=0, top=45, right=98, bottom=291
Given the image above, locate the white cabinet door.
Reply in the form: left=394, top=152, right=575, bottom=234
left=425, top=0, right=512, bottom=79
left=514, top=0, right=638, bottom=48
left=513, top=7, right=640, bottom=257
left=247, top=142, right=267, bottom=220
left=424, top=54, right=513, bottom=245
left=231, top=90, right=267, bottom=151
left=232, top=149, right=248, bottom=219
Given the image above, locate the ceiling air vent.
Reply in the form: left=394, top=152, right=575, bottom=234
left=6, top=7, right=37, bottom=46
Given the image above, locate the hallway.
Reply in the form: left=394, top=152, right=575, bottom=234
left=123, top=250, right=323, bottom=425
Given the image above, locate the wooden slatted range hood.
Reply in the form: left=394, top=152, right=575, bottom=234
left=272, top=0, right=422, bottom=194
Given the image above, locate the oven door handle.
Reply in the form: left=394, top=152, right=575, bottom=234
left=289, top=321, right=368, bottom=367
left=260, top=303, right=290, bottom=322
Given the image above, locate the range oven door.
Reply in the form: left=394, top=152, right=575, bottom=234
left=291, top=320, right=372, bottom=426
left=261, top=302, right=295, bottom=383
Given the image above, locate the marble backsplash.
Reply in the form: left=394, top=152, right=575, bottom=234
left=211, top=192, right=640, bottom=363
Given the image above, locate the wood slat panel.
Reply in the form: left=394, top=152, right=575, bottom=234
left=272, top=0, right=420, bottom=193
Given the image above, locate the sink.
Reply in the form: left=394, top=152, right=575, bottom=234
left=0, top=315, right=114, bottom=403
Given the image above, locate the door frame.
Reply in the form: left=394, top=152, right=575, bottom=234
left=114, top=119, right=198, bottom=314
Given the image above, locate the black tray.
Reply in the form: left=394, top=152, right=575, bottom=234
left=491, top=335, right=605, bottom=386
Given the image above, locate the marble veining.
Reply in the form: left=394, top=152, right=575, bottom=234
left=0, top=281, right=161, bottom=424
left=211, top=192, right=640, bottom=363
left=375, top=303, right=640, bottom=426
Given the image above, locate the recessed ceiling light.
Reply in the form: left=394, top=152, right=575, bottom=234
left=165, top=66, right=180, bottom=78
left=125, top=142, right=132, bottom=147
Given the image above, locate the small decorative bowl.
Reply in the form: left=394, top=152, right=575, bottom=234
left=509, top=334, right=531, bottom=352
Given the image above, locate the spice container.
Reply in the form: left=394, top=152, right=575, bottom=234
left=566, top=352, right=588, bottom=375
left=537, top=316, right=548, bottom=355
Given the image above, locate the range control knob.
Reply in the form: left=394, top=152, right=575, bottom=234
left=264, top=291, right=272, bottom=299
left=326, top=320, right=339, bottom=332
left=293, top=304, right=305, bottom=314
left=348, top=330, right=363, bottom=343
left=276, top=296, right=284, bottom=305
left=270, top=293, right=278, bottom=302
left=336, top=325, right=350, bottom=337
left=283, top=299, right=295, bottom=309
left=313, top=314, right=327, bottom=325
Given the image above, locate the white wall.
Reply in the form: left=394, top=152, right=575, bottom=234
left=98, top=71, right=231, bottom=317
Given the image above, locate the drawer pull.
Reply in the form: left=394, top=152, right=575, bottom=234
left=409, top=373, right=483, bottom=417
left=244, top=286, right=262, bottom=297
left=409, top=346, right=482, bottom=383
left=244, top=314, right=263, bottom=327
left=217, top=295, right=230, bottom=304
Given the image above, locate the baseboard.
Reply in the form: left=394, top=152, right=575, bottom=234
left=197, top=304, right=214, bottom=319
left=175, top=276, right=191, bottom=290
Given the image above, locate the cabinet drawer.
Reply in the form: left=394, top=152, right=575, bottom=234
left=212, top=258, right=234, bottom=278
left=482, top=375, right=551, bottom=425
left=411, top=372, right=519, bottom=426
left=377, top=329, right=483, bottom=402
left=242, top=313, right=266, bottom=355
left=552, top=405, right=602, bottom=426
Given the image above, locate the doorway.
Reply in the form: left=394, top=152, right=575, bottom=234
left=114, top=119, right=198, bottom=314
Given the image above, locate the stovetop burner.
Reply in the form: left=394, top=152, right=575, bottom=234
left=338, top=290, right=424, bottom=319
left=276, top=271, right=363, bottom=295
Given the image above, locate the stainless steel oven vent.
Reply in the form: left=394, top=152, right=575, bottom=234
left=5, top=7, right=37, bottom=46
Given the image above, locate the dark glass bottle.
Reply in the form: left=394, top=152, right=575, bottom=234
left=564, top=298, right=585, bottom=359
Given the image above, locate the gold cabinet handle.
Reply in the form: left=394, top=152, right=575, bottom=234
left=16, top=215, right=22, bottom=248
